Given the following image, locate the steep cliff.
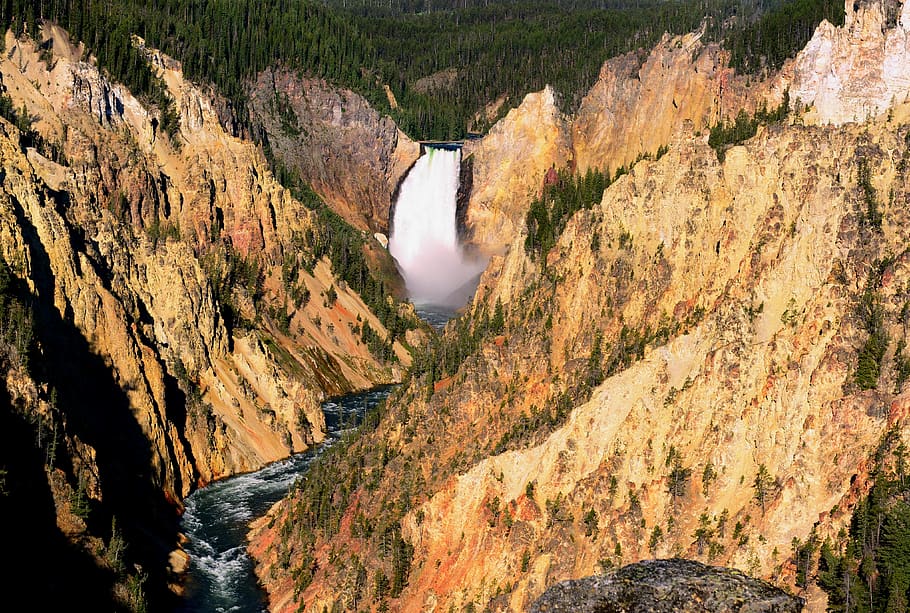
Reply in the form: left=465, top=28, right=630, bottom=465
left=572, top=31, right=767, bottom=176
left=0, top=24, right=414, bottom=608
left=461, top=86, right=571, bottom=255
left=248, top=68, right=420, bottom=235
left=250, top=4, right=910, bottom=612
left=789, top=0, right=910, bottom=125
left=462, top=30, right=784, bottom=255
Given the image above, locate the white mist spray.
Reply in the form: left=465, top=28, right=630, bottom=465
left=389, top=147, right=485, bottom=308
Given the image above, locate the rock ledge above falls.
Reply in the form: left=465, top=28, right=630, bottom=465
left=529, top=559, right=803, bottom=613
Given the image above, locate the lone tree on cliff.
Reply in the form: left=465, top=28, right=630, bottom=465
left=753, top=464, right=774, bottom=516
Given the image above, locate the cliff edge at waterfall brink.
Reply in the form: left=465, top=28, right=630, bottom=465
left=389, top=146, right=486, bottom=308
left=250, top=2, right=910, bottom=612
left=0, top=24, right=416, bottom=609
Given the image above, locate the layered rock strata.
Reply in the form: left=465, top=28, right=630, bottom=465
left=250, top=5, right=910, bottom=610
left=0, top=23, right=411, bottom=605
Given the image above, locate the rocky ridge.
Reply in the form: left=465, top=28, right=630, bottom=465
left=0, top=24, right=413, bottom=606
left=462, top=0, right=910, bottom=257
left=250, top=3, right=910, bottom=612
left=790, top=0, right=910, bottom=125
left=462, top=30, right=783, bottom=255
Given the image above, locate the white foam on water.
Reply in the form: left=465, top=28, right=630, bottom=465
left=389, top=147, right=486, bottom=308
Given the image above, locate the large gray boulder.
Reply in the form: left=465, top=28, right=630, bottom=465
left=530, top=559, right=803, bottom=612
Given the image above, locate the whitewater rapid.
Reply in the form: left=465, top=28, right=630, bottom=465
left=177, top=387, right=394, bottom=612
left=389, top=146, right=486, bottom=308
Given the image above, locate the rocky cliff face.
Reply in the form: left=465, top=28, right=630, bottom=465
left=572, top=31, right=767, bottom=176
left=394, top=115, right=910, bottom=611
left=0, top=24, right=412, bottom=607
left=462, top=31, right=782, bottom=255
left=461, top=86, right=571, bottom=255
left=248, top=68, right=420, bottom=235
left=250, top=4, right=910, bottom=612
left=790, top=0, right=910, bottom=125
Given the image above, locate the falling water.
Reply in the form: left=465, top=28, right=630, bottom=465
left=389, top=146, right=486, bottom=311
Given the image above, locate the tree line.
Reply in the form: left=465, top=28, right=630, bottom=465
left=2, top=0, right=845, bottom=142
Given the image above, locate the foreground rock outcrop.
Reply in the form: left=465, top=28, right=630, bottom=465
left=529, top=559, right=803, bottom=612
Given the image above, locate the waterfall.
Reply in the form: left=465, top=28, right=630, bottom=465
left=389, top=146, right=485, bottom=308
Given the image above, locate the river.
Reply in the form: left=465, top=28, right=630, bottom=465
left=177, top=386, right=394, bottom=612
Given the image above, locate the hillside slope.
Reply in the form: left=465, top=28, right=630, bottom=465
left=250, top=3, right=910, bottom=611
left=0, top=25, right=414, bottom=609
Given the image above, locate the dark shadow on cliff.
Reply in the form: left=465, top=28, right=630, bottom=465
left=0, top=376, right=117, bottom=609
left=11, top=195, right=180, bottom=610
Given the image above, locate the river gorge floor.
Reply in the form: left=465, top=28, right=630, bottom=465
left=178, top=386, right=394, bottom=612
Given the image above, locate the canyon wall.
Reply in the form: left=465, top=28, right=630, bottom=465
left=251, top=3, right=910, bottom=612
left=461, top=86, right=571, bottom=255
left=248, top=68, right=420, bottom=235
left=0, top=25, right=413, bottom=607
left=790, top=0, right=910, bottom=125
left=463, top=30, right=783, bottom=255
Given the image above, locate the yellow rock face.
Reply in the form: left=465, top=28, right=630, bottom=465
left=250, top=36, right=910, bottom=613
left=463, top=86, right=572, bottom=254
left=462, top=31, right=785, bottom=258
left=385, top=114, right=910, bottom=611
left=0, top=28, right=410, bottom=497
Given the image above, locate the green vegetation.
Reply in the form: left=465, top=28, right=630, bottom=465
left=525, top=167, right=610, bottom=260
left=201, top=243, right=263, bottom=334
left=752, top=463, right=776, bottom=516
left=340, top=0, right=844, bottom=137
left=144, top=219, right=180, bottom=248
left=855, top=262, right=892, bottom=391
left=0, top=258, right=36, bottom=373
left=1, top=0, right=374, bottom=140
left=491, top=322, right=654, bottom=454
left=815, top=431, right=910, bottom=612
left=70, top=476, right=92, bottom=520
left=408, top=295, right=506, bottom=391
left=2, top=0, right=843, bottom=141
left=707, top=93, right=789, bottom=161
left=702, top=462, right=717, bottom=497
left=649, top=525, right=663, bottom=553
left=855, top=290, right=887, bottom=390
left=726, top=0, right=845, bottom=74
left=278, top=390, right=415, bottom=605
left=858, top=158, right=884, bottom=231
left=300, top=194, right=418, bottom=360
left=342, top=0, right=727, bottom=138
left=583, top=507, right=599, bottom=538
left=895, top=340, right=910, bottom=391
left=666, top=446, right=691, bottom=498
left=0, top=92, right=66, bottom=162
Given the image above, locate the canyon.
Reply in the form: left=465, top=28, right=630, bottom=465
left=0, top=0, right=909, bottom=611
left=0, top=23, right=416, bottom=608
left=249, top=1, right=910, bottom=612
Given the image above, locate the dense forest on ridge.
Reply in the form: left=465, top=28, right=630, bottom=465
left=3, top=0, right=842, bottom=140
